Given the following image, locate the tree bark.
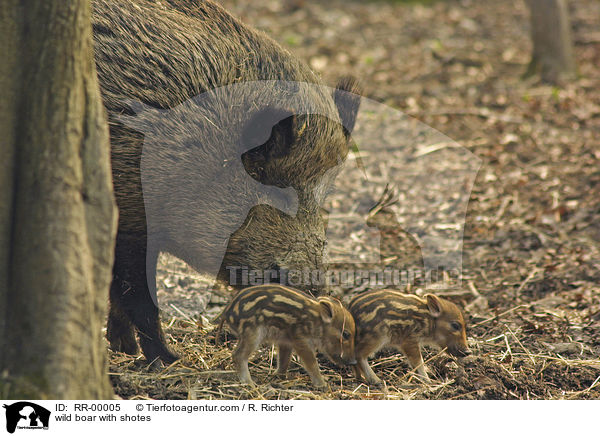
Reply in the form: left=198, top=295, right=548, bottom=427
left=0, top=0, right=117, bottom=399
left=526, top=0, right=576, bottom=84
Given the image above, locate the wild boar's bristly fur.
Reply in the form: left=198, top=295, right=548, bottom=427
left=92, top=0, right=361, bottom=363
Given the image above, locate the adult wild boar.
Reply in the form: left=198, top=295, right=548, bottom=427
left=92, top=0, right=361, bottom=363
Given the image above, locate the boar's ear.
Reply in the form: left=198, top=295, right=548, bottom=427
left=426, top=294, right=442, bottom=318
left=318, top=299, right=335, bottom=323
left=333, top=76, right=361, bottom=139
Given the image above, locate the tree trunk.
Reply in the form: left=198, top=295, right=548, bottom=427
left=526, top=0, right=576, bottom=84
left=0, top=0, right=117, bottom=399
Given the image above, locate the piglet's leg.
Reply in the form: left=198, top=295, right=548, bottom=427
left=276, top=344, right=293, bottom=378
left=357, top=358, right=382, bottom=386
left=400, top=340, right=430, bottom=382
left=355, top=338, right=384, bottom=385
left=292, top=339, right=327, bottom=389
left=232, top=331, right=261, bottom=386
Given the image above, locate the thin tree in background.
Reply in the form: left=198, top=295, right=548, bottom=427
left=0, top=0, right=116, bottom=398
left=526, top=0, right=576, bottom=84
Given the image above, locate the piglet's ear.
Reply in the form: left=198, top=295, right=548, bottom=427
left=426, top=294, right=442, bottom=318
left=333, top=76, right=361, bottom=139
left=318, top=299, right=335, bottom=323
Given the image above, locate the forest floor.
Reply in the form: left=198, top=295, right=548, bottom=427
left=109, top=0, right=600, bottom=399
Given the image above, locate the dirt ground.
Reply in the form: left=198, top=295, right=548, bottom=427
left=109, top=0, right=600, bottom=399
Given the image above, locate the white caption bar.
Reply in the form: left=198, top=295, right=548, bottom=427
left=0, top=400, right=595, bottom=435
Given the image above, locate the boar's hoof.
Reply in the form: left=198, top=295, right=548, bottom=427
left=109, top=335, right=139, bottom=356
left=139, top=338, right=179, bottom=364
left=107, top=319, right=139, bottom=356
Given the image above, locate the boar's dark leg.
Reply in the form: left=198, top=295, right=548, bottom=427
left=108, top=233, right=179, bottom=364
left=107, top=280, right=138, bottom=356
